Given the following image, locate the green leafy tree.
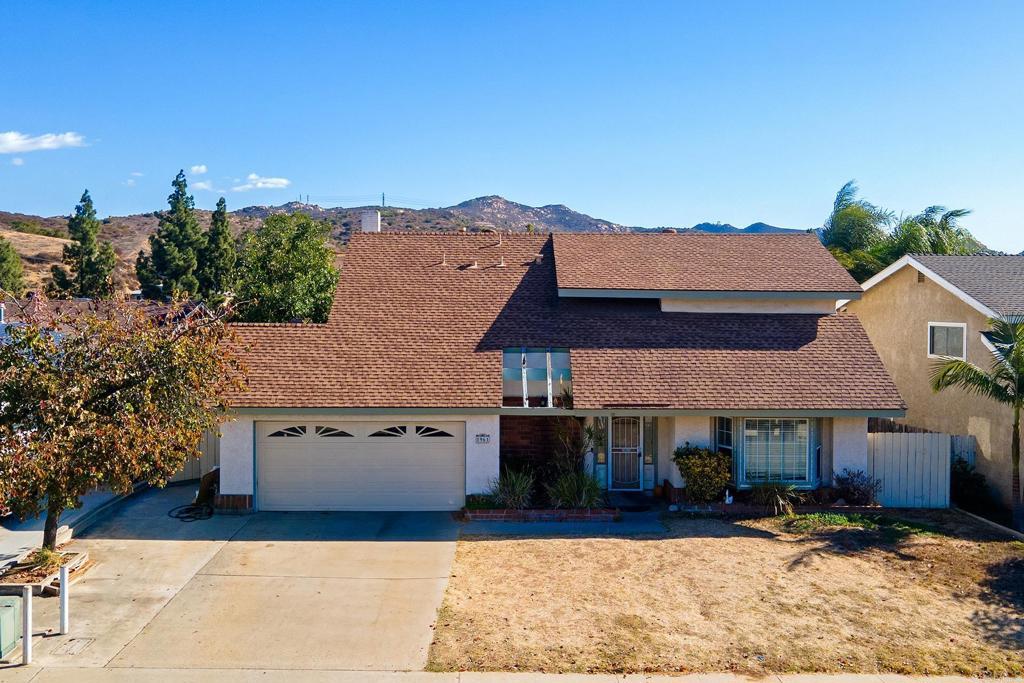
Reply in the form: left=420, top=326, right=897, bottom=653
left=48, top=190, right=118, bottom=298
left=0, top=235, right=25, bottom=296
left=931, top=317, right=1024, bottom=531
left=197, top=197, right=237, bottom=304
left=235, top=213, right=339, bottom=323
left=0, top=297, right=244, bottom=549
left=136, top=171, right=204, bottom=299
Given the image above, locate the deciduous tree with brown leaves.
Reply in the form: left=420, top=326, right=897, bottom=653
left=0, top=294, right=245, bottom=549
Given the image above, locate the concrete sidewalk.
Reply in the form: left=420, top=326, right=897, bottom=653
left=0, top=488, right=133, bottom=569
left=2, top=667, right=1022, bottom=682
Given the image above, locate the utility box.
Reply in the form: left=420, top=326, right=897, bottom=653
left=0, top=596, right=21, bottom=659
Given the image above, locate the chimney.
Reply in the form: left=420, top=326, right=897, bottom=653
left=361, top=209, right=381, bottom=233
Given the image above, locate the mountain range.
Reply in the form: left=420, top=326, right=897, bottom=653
left=0, top=195, right=807, bottom=290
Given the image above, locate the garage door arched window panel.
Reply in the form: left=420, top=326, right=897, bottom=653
left=268, top=425, right=307, bottom=438
left=369, top=425, right=407, bottom=437
left=315, top=426, right=353, bottom=437
left=415, top=425, right=454, bottom=437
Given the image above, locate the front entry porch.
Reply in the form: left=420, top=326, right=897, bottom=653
left=499, top=414, right=664, bottom=494
left=497, top=414, right=873, bottom=500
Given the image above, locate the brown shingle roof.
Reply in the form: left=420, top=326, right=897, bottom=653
left=553, top=232, right=861, bottom=293
left=229, top=233, right=902, bottom=411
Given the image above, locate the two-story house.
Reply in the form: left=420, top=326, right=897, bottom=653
left=216, top=229, right=904, bottom=512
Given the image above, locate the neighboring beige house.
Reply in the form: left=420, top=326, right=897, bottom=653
left=847, top=254, right=1024, bottom=507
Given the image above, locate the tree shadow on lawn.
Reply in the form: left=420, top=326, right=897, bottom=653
left=772, top=510, right=1024, bottom=651
left=773, top=509, right=1010, bottom=570
left=781, top=518, right=928, bottom=569
left=972, top=556, right=1024, bottom=650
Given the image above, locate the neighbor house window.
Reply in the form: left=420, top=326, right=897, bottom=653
left=502, top=347, right=572, bottom=407
left=928, top=322, right=966, bottom=359
left=743, top=418, right=810, bottom=483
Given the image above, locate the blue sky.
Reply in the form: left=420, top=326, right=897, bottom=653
left=2, top=1, right=1022, bottom=251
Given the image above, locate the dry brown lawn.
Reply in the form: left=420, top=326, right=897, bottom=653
left=428, top=510, right=1024, bottom=676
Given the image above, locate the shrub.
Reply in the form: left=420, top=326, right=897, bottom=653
left=27, top=547, right=63, bottom=571
left=487, top=467, right=534, bottom=509
left=673, top=443, right=732, bottom=503
left=751, top=482, right=805, bottom=516
left=832, top=468, right=882, bottom=505
left=545, top=470, right=604, bottom=509
left=950, top=458, right=995, bottom=512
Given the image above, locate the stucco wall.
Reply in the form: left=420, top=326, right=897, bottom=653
left=220, top=418, right=253, bottom=495
left=659, top=415, right=712, bottom=487
left=846, top=264, right=1013, bottom=504
left=661, top=296, right=839, bottom=314
left=831, top=416, right=868, bottom=478
left=217, top=413, right=501, bottom=503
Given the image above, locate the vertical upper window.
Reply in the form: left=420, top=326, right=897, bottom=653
left=928, top=323, right=966, bottom=359
left=715, top=417, right=733, bottom=454
left=502, top=347, right=572, bottom=408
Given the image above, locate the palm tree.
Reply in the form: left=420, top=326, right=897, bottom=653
left=913, top=206, right=976, bottom=254
left=931, top=317, right=1023, bottom=530
left=820, top=180, right=892, bottom=254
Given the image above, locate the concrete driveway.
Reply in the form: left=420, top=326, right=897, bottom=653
left=7, top=486, right=458, bottom=673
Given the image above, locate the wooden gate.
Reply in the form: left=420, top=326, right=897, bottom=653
left=169, top=429, right=220, bottom=483
left=867, top=432, right=950, bottom=508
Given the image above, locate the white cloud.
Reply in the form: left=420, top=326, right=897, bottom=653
left=0, top=131, right=86, bottom=154
left=190, top=164, right=208, bottom=175
left=131, top=171, right=144, bottom=177
left=193, top=180, right=214, bottom=191
left=123, top=178, right=136, bottom=187
left=11, top=157, right=24, bottom=166
left=231, top=173, right=291, bottom=192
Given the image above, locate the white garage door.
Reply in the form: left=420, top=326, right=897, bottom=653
left=257, top=421, right=466, bottom=511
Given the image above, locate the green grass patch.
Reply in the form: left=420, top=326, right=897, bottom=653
left=781, top=512, right=941, bottom=541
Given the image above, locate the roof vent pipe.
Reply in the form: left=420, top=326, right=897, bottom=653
left=361, top=210, right=381, bottom=233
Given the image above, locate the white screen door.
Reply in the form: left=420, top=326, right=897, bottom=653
left=610, top=416, right=642, bottom=490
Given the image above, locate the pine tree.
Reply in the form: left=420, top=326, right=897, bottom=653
left=196, top=197, right=237, bottom=304
left=136, top=171, right=203, bottom=299
left=48, top=190, right=118, bottom=298
left=0, top=235, right=25, bottom=296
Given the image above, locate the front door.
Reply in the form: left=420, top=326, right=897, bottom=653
left=610, top=416, right=642, bottom=490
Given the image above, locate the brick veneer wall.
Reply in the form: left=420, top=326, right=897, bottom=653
left=499, top=415, right=565, bottom=470
left=464, top=508, right=618, bottom=522
left=214, top=493, right=253, bottom=512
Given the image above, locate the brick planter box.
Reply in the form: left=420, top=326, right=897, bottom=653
left=463, top=508, right=619, bottom=522
left=669, top=502, right=886, bottom=515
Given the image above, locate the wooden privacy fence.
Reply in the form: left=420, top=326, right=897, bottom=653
left=168, top=429, right=220, bottom=483
left=867, top=432, right=951, bottom=508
